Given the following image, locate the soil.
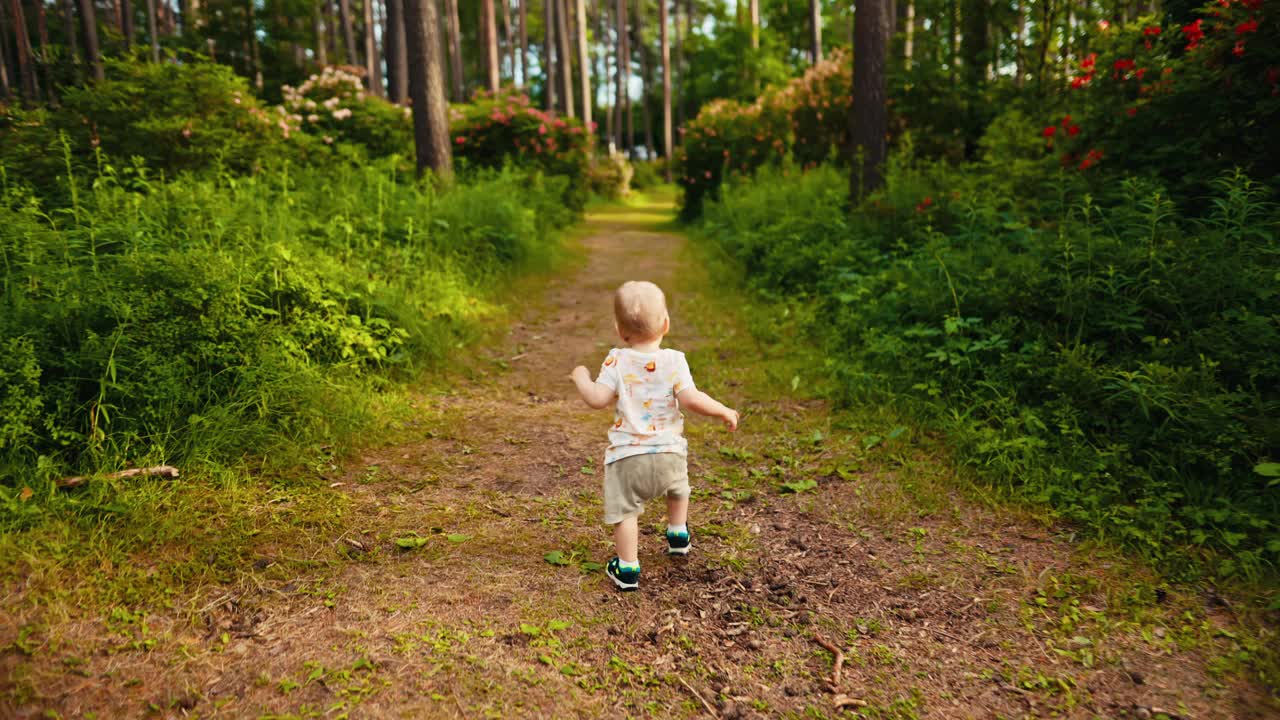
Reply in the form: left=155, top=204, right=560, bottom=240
left=2, top=194, right=1275, bottom=719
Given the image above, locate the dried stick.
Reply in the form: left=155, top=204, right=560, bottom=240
left=677, top=677, right=719, bottom=718
left=812, top=635, right=844, bottom=691
left=58, top=465, right=180, bottom=488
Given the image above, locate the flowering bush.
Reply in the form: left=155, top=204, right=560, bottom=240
left=1044, top=0, right=1279, bottom=198
left=587, top=150, right=634, bottom=199
left=281, top=65, right=412, bottom=158
left=676, top=50, right=849, bottom=218
left=450, top=88, right=591, bottom=208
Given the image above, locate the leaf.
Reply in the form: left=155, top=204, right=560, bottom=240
left=579, top=465, right=596, bottom=476
left=520, top=623, right=542, bottom=637
left=862, top=434, right=883, bottom=450
left=779, top=478, right=818, bottom=494
left=887, top=426, right=907, bottom=441
left=446, top=533, right=471, bottom=543
left=1252, top=462, right=1280, bottom=477
left=579, top=561, right=604, bottom=573
left=790, top=375, right=800, bottom=391
left=547, top=619, right=572, bottom=632
left=395, top=535, right=428, bottom=549
left=544, top=550, right=570, bottom=566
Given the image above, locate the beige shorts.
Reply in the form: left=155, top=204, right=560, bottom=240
left=603, top=453, right=691, bottom=525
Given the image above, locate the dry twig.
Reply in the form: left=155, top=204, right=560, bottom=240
left=59, top=465, right=180, bottom=488
left=677, top=677, right=719, bottom=718
left=811, top=635, right=845, bottom=692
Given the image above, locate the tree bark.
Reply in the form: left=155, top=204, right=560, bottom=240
left=121, top=0, right=134, bottom=50
left=806, top=0, right=821, bottom=64
left=36, top=0, right=56, bottom=102
left=543, top=0, right=555, bottom=110
left=748, top=0, right=758, bottom=49
left=314, top=2, right=328, bottom=66
left=338, top=0, right=357, bottom=64
left=556, top=0, right=573, bottom=115
left=519, top=0, right=528, bottom=87
left=8, top=0, right=37, bottom=99
left=617, top=0, right=630, bottom=155
left=247, top=0, right=261, bottom=87
left=146, top=0, right=160, bottom=61
left=60, top=0, right=80, bottom=81
left=660, top=0, right=670, bottom=175
left=365, top=0, right=383, bottom=94
left=903, top=0, right=913, bottom=68
left=482, top=0, right=499, bottom=92
left=0, top=0, right=13, bottom=99
left=403, top=0, right=452, bottom=177
left=575, top=0, right=591, bottom=127
left=635, top=5, right=652, bottom=158
left=850, top=0, right=890, bottom=200
left=500, top=0, right=514, bottom=84
left=444, top=0, right=463, bottom=100
left=602, top=0, right=615, bottom=145
left=385, top=0, right=407, bottom=101
left=78, top=0, right=103, bottom=81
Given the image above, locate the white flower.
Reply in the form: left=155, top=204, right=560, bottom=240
left=323, top=135, right=334, bottom=144
left=332, top=108, right=353, bottom=121
left=307, top=114, right=320, bottom=123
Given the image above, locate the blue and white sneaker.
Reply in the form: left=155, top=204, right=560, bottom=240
left=666, top=527, right=692, bottom=556
left=606, top=557, right=640, bottom=591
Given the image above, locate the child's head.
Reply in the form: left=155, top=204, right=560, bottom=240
left=613, top=281, right=670, bottom=344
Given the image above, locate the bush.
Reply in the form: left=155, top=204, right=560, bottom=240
left=629, top=158, right=665, bottom=190
left=0, top=157, right=574, bottom=511
left=450, top=87, right=592, bottom=208
left=676, top=49, right=849, bottom=218
left=1042, top=0, right=1279, bottom=199
left=587, top=150, right=634, bottom=199
left=701, top=161, right=1280, bottom=581
left=281, top=65, right=413, bottom=159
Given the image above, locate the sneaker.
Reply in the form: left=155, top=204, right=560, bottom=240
left=606, top=557, right=640, bottom=591
left=665, top=527, right=692, bottom=556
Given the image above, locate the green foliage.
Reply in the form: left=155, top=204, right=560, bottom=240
left=1043, top=1, right=1280, bottom=198
left=587, top=151, right=634, bottom=200
left=450, top=88, right=592, bottom=209
left=281, top=66, right=414, bottom=159
left=0, top=157, right=574, bottom=516
left=676, top=49, right=849, bottom=218
left=701, top=160, right=1280, bottom=581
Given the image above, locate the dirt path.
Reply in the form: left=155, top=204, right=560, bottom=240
left=6, top=194, right=1273, bottom=718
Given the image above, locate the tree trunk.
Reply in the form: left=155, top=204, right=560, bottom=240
left=314, top=2, right=328, bottom=66
left=602, top=0, right=615, bottom=145
left=481, top=0, right=498, bottom=92
left=543, top=0, right=555, bottom=109
left=903, top=0, right=913, bottom=68
left=807, top=0, right=821, bottom=63
left=635, top=6, right=651, bottom=158
left=338, top=0, right=357, bottom=64
left=575, top=0, right=591, bottom=128
left=36, top=0, right=56, bottom=102
left=8, top=0, right=37, bottom=99
left=617, top=0, right=630, bottom=155
left=385, top=0, right=407, bottom=101
left=1013, top=0, right=1023, bottom=86
left=947, top=0, right=957, bottom=82
left=247, top=0, right=261, bottom=87
left=500, top=0, right=514, bottom=84
left=403, top=0, right=453, bottom=177
left=60, top=0, right=80, bottom=81
left=121, top=0, right=134, bottom=50
left=748, top=0, right=758, bottom=49
left=0, top=0, right=13, bottom=99
left=850, top=0, right=889, bottom=200
left=556, top=0, right=573, bottom=115
left=146, top=0, right=160, bottom=61
left=660, top=0, right=670, bottom=175
left=961, top=0, right=988, bottom=87
left=78, top=0, right=103, bottom=81
left=365, top=0, right=383, bottom=94
left=444, top=0, right=463, bottom=100
left=519, top=0, right=528, bottom=87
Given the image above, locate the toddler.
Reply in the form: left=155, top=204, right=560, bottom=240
left=570, top=280, right=739, bottom=591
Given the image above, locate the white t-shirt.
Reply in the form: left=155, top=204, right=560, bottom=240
left=594, top=347, right=696, bottom=465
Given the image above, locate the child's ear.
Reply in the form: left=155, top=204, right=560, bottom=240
left=615, top=320, right=627, bottom=343
left=662, top=315, right=671, bottom=336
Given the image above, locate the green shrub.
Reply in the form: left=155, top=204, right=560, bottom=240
left=450, top=88, right=592, bottom=209
left=701, top=161, right=1280, bottom=581
left=0, top=157, right=573, bottom=512
left=629, top=158, right=665, bottom=190
left=587, top=150, right=633, bottom=200
left=281, top=65, right=413, bottom=159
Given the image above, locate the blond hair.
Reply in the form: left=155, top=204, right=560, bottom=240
left=613, top=281, right=668, bottom=342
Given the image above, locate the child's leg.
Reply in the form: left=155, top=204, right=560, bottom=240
left=666, top=494, right=688, bottom=527
left=614, top=516, right=639, bottom=563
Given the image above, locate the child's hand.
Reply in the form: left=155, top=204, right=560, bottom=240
left=570, top=365, right=592, bottom=384
left=721, top=408, right=740, bottom=432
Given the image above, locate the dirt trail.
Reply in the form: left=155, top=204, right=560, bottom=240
left=7, top=194, right=1273, bottom=719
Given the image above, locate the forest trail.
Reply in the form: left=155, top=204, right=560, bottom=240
left=5, top=192, right=1272, bottom=719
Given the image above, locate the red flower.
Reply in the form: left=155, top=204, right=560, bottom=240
left=1143, top=26, right=1162, bottom=36
left=1078, top=148, right=1104, bottom=171
left=1067, top=125, right=1081, bottom=136
left=1183, top=19, right=1205, bottom=50
left=915, top=196, right=934, bottom=213
left=1071, top=75, right=1092, bottom=89
left=1113, top=58, right=1136, bottom=72
left=1235, top=19, right=1259, bottom=34
left=1233, top=40, right=1246, bottom=57
left=454, top=136, right=466, bottom=144
left=1217, top=0, right=1230, bottom=7
left=1042, top=126, right=1058, bottom=137
left=1126, top=107, right=1138, bottom=117
left=1241, top=0, right=1261, bottom=8
left=1135, top=68, right=1147, bottom=80
left=1081, top=53, right=1097, bottom=70
left=1060, top=115, right=1072, bottom=127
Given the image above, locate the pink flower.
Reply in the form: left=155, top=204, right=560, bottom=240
left=455, top=136, right=466, bottom=145
left=538, top=124, right=548, bottom=135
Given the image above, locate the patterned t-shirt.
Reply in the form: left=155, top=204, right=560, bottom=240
left=594, top=347, right=697, bottom=465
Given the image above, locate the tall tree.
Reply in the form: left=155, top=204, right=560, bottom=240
left=601, top=0, right=615, bottom=145
left=0, top=0, right=14, bottom=99
left=500, top=0, right=514, bottom=83
left=36, top=0, right=55, bottom=101
left=314, top=2, right=328, bottom=66
left=555, top=0, right=573, bottom=115
left=616, top=0, right=630, bottom=154
left=482, top=0, right=499, bottom=92
left=809, top=0, right=822, bottom=63
left=574, top=0, right=591, bottom=125
left=660, top=0, right=671, bottom=176
left=543, top=0, right=555, bottom=109
left=673, top=0, right=683, bottom=140
left=364, top=0, right=382, bottom=94
left=519, top=0, right=528, bottom=87
left=60, top=0, right=80, bottom=81
left=635, top=3, right=651, bottom=157
left=121, top=0, right=134, bottom=51
left=338, top=0, right=357, bottom=64
left=850, top=0, right=890, bottom=199
left=444, top=0, right=463, bottom=100
left=78, top=0, right=104, bottom=80
left=403, top=0, right=452, bottom=177
left=385, top=0, right=407, bottom=102
left=8, top=0, right=37, bottom=99
left=147, top=0, right=160, bottom=62
left=748, top=0, right=758, bottom=49
left=903, top=0, right=914, bottom=68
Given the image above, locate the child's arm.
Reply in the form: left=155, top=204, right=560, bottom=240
left=677, top=388, right=740, bottom=431
left=570, top=366, right=616, bottom=409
